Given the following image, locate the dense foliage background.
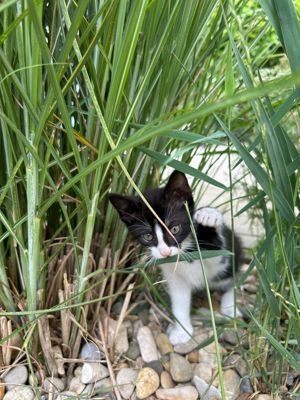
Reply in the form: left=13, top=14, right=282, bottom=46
left=0, top=0, right=299, bottom=396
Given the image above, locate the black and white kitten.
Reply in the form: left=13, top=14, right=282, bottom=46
left=109, top=170, right=243, bottom=344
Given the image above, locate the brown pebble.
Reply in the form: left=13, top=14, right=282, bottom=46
left=118, top=362, right=129, bottom=369
left=136, top=367, right=160, bottom=399
left=156, top=334, right=174, bottom=355
left=160, top=355, right=170, bottom=372
left=160, top=371, right=175, bottom=389
left=236, top=394, right=252, bottom=400
left=0, top=381, right=4, bottom=400
left=187, top=351, right=199, bottom=363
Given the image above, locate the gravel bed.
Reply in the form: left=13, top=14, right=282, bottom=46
left=0, top=268, right=297, bottom=400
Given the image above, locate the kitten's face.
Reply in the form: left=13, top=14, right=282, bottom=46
left=109, top=171, right=194, bottom=259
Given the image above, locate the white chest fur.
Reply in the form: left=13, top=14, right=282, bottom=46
left=159, top=256, right=224, bottom=291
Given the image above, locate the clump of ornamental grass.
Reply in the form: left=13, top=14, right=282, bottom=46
left=0, top=0, right=299, bottom=396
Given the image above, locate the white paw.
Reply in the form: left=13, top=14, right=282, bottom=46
left=167, top=324, right=193, bottom=345
left=193, top=208, right=223, bottom=228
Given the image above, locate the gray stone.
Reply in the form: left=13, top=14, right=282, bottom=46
left=156, top=385, right=198, bottom=400
left=3, top=386, right=34, bottom=400
left=133, top=319, right=144, bottom=338
left=68, top=375, right=85, bottom=394
left=107, top=318, right=129, bottom=355
left=84, top=378, right=113, bottom=396
left=240, top=376, right=254, bottom=393
left=4, top=365, right=28, bottom=389
left=222, top=329, right=248, bottom=347
left=145, top=360, right=164, bottom=375
left=116, top=368, right=138, bottom=399
left=112, top=301, right=123, bottom=315
left=169, top=353, right=193, bottom=383
left=56, top=391, right=78, bottom=400
left=174, top=331, right=209, bottom=355
left=198, top=341, right=218, bottom=368
left=136, top=367, right=160, bottom=399
left=137, top=326, right=159, bottom=362
left=139, top=308, right=150, bottom=325
left=222, top=329, right=239, bottom=345
left=80, top=342, right=101, bottom=361
left=223, top=369, right=240, bottom=399
left=123, top=320, right=133, bottom=339
left=125, top=340, right=140, bottom=360
left=43, top=376, right=66, bottom=392
left=193, top=375, right=221, bottom=400
left=193, top=362, right=212, bottom=383
left=287, top=372, right=296, bottom=387
left=81, top=362, right=109, bottom=384
left=223, top=353, right=248, bottom=377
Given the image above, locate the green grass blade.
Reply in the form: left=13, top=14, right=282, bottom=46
left=139, top=146, right=228, bottom=190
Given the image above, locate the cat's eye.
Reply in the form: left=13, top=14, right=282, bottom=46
left=170, top=225, right=181, bottom=234
left=143, top=233, right=153, bottom=242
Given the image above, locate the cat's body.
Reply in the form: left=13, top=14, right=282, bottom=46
left=109, top=171, right=243, bottom=344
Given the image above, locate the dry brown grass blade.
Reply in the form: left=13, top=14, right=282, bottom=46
left=93, top=247, right=110, bottom=329
left=47, top=248, right=74, bottom=308
left=52, top=345, right=64, bottom=376
left=98, top=320, right=122, bottom=400
left=107, top=250, right=120, bottom=317
left=0, top=317, right=11, bottom=367
left=58, top=289, right=72, bottom=355
left=38, top=316, right=58, bottom=376
left=144, top=293, right=173, bottom=324
left=109, top=282, right=135, bottom=361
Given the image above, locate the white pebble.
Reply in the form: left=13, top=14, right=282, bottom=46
left=137, top=326, right=159, bottom=362
left=56, top=391, right=78, bottom=400
left=83, top=377, right=112, bottom=396
left=156, top=385, right=198, bottom=400
left=107, top=318, right=129, bottom=355
left=4, top=365, right=28, bottom=390
left=193, top=375, right=221, bottom=399
left=69, top=376, right=85, bottom=394
left=80, top=342, right=101, bottom=361
left=116, top=368, right=138, bottom=399
left=3, top=386, right=34, bottom=400
left=81, top=362, right=109, bottom=384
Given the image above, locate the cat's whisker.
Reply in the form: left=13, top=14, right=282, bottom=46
left=180, top=251, right=194, bottom=263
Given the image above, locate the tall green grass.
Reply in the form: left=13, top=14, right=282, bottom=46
left=0, top=0, right=299, bottom=395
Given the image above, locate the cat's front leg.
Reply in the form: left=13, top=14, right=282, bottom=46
left=220, top=287, right=242, bottom=318
left=193, top=207, right=223, bottom=228
left=166, top=278, right=193, bottom=345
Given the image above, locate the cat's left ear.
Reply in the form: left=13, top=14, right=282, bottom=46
left=164, top=170, right=193, bottom=206
left=109, top=193, right=142, bottom=225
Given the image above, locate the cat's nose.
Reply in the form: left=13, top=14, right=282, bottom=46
left=160, top=248, right=171, bottom=257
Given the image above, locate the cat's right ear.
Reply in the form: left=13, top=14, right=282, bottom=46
left=109, top=194, right=141, bottom=225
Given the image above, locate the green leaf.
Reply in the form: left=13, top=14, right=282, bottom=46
left=253, top=254, right=280, bottom=317
left=139, top=146, right=228, bottom=190
left=217, top=117, right=294, bottom=223
left=252, top=313, right=300, bottom=371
